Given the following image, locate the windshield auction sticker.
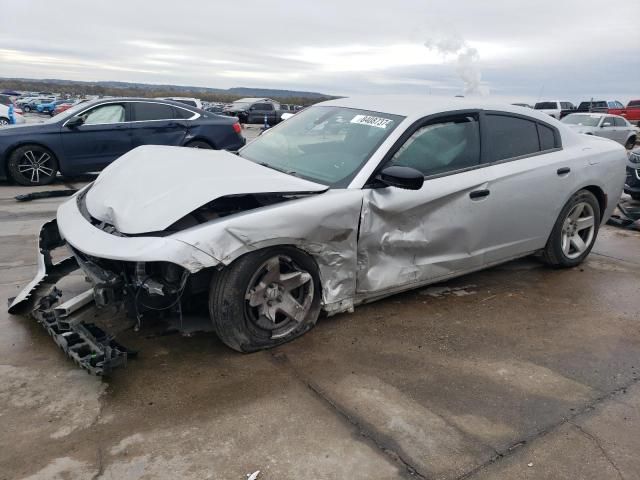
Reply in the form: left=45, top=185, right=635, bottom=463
left=350, top=114, right=394, bottom=129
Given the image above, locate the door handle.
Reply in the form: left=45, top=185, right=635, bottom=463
left=469, top=189, right=490, bottom=199
left=557, top=167, right=571, bottom=175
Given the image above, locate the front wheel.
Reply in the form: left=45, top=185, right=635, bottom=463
left=542, top=190, right=600, bottom=267
left=0, top=117, right=8, bottom=126
left=209, top=247, right=321, bottom=352
left=23, top=106, right=31, bottom=112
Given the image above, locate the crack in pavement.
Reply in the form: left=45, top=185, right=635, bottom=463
left=269, top=351, right=428, bottom=480
left=569, top=422, right=625, bottom=480
left=455, top=375, right=640, bottom=479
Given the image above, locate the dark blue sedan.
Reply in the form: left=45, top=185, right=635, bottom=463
left=0, top=98, right=245, bottom=185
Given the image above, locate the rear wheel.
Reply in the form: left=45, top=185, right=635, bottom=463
left=0, top=117, right=8, bottom=126
left=7, top=145, right=59, bottom=186
left=542, top=190, right=600, bottom=267
left=209, top=247, right=321, bottom=352
left=23, top=105, right=31, bottom=113
left=185, top=140, right=212, bottom=149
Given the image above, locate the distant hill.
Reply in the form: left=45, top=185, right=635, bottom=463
left=0, top=77, right=335, bottom=104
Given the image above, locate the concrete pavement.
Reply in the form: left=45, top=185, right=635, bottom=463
left=0, top=180, right=638, bottom=479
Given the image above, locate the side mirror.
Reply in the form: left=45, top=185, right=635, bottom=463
left=66, top=116, right=84, bottom=128
left=377, top=166, right=424, bottom=190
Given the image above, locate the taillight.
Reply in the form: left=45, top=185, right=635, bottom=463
left=232, top=122, right=242, bottom=134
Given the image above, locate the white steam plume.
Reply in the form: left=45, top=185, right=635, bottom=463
left=424, top=37, right=489, bottom=96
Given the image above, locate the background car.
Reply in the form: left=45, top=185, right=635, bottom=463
left=54, top=99, right=86, bottom=116
left=0, top=97, right=245, bottom=185
left=561, top=113, right=638, bottom=149
left=608, top=99, right=640, bottom=126
left=534, top=101, right=575, bottom=119
left=223, top=97, right=288, bottom=124
left=36, top=99, right=72, bottom=115
left=22, top=97, right=55, bottom=113
left=574, top=100, right=625, bottom=114
left=625, top=148, right=640, bottom=200
left=158, top=97, right=203, bottom=109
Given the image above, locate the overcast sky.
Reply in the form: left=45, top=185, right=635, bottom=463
left=2, top=0, right=639, bottom=103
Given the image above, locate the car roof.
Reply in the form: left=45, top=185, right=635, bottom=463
left=318, top=95, right=560, bottom=123
left=233, top=97, right=272, bottom=103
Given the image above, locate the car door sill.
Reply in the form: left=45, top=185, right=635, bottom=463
left=352, top=250, right=540, bottom=307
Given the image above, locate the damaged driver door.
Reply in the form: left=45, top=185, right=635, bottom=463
left=356, top=112, right=494, bottom=296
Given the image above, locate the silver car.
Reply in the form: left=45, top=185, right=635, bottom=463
left=10, top=97, right=627, bottom=353
left=562, top=113, right=638, bottom=149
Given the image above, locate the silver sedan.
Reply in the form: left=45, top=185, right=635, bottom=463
left=11, top=97, right=628, bottom=353
left=562, top=113, right=638, bottom=149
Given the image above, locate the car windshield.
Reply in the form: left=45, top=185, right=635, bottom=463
left=562, top=114, right=601, bottom=127
left=239, top=106, right=404, bottom=188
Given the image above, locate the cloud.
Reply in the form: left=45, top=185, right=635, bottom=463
left=2, top=0, right=638, bottom=102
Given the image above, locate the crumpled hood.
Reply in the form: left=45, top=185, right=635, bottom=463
left=85, top=145, right=328, bottom=234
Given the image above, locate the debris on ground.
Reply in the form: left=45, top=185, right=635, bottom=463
left=607, top=201, right=640, bottom=231
left=15, top=189, right=78, bottom=202
left=420, top=285, right=477, bottom=298
left=247, top=470, right=260, bottom=480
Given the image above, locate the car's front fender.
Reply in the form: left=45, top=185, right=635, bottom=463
left=171, top=189, right=364, bottom=314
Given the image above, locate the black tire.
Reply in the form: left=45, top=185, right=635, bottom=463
left=209, top=247, right=322, bottom=352
left=542, top=190, right=600, bottom=268
left=625, top=136, right=637, bottom=150
left=0, top=117, right=9, bottom=126
left=7, top=145, right=59, bottom=186
left=185, top=140, right=213, bottom=149
left=23, top=105, right=31, bottom=113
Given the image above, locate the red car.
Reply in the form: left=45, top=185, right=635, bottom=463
left=609, top=100, right=640, bottom=126
left=53, top=99, right=87, bottom=116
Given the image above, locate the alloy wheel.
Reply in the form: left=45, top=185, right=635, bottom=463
left=244, top=255, right=314, bottom=339
left=18, top=150, right=55, bottom=184
left=0, top=118, right=8, bottom=126
left=560, top=201, right=595, bottom=259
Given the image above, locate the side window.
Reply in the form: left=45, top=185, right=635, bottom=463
left=173, top=107, right=195, bottom=119
left=132, top=102, right=176, bottom=121
left=483, top=114, right=540, bottom=162
left=613, top=117, right=626, bottom=127
left=603, top=116, right=615, bottom=127
left=82, top=104, right=125, bottom=125
left=388, top=114, right=480, bottom=177
left=538, top=123, right=557, bottom=150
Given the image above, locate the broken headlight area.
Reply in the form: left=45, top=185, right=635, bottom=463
left=70, top=246, right=207, bottom=320
left=165, top=193, right=309, bottom=232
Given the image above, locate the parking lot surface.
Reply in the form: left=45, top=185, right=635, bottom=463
left=1, top=178, right=639, bottom=479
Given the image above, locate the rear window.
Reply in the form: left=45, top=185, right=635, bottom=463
left=538, top=123, right=557, bottom=150
left=173, top=107, right=196, bottom=119
left=483, top=114, right=541, bottom=162
left=535, top=102, right=557, bottom=110
left=132, top=102, right=176, bottom=121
